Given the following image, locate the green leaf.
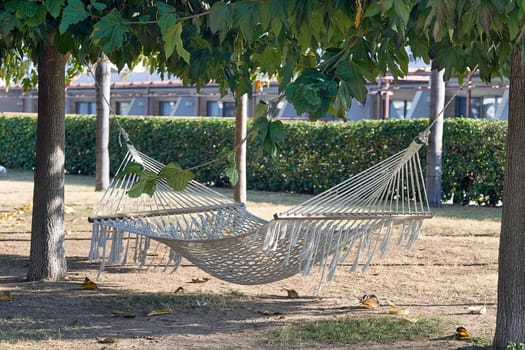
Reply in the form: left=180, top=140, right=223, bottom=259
left=116, top=162, right=144, bottom=180
left=157, top=3, right=177, bottom=33
left=59, top=0, right=88, bottom=33
left=393, top=1, right=410, bottom=25
left=46, top=0, right=65, bottom=18
left=164, top=22, right=190, bottom=63
left=165, top=170, right=194, bottom=191
left=16, top=1, right=39, bottom=18
left=127, top=170, right=159, bottom=198
left=253, top=115, right=270, bottom=142
left=159, top=163, right=194, bottom=191
left=158, top=162, right=183, bottom=178
left=90, top=10, right=129, bottom=52
left=364, top=2, right=381, bottom=17
left=252, top=46, right=281, bottom=74
left=87, top=2, right=107, bottom=13
left=380, top=0, right=394, bottom=13
left=255, top=101, right=269, bottom=118
left=225, top=167, right=239, bottom=186
left=170, top=174, right=195, bottom=192
left=259, top=1, right=271, bottom=30
left=232, top=0, right=258, bottom=42
left=269, top=120, right=285, bottom=144
left=16, top=2, right=47, bottom=27
left=127, top=183, right=145, bottom=198
left=209, top=2, right=232, bottom=34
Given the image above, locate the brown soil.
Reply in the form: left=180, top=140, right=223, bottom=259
left=0, top=170, right=501, bottom=349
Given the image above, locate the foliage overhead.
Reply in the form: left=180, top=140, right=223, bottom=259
left=0, top=0, right=523, bottom=111
left=0, top=0, right=523, bottom=194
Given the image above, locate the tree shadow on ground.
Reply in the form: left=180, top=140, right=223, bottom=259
left=0, top=253, right=346, bottom=343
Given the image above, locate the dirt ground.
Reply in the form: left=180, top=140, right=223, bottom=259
left=0, top=170, right=501, bottom=349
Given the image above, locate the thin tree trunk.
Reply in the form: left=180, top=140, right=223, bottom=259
left=426, top=66, right=445, bottom=208
left=494, top=48, right=525, bottom=349
left=95, top=54, right=111, bottom=191
left=27, top=40, right=68, bottom=281
left=233, top=93, right=248, bottom=204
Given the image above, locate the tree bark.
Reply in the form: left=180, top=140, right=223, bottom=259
left=426, top=66, right=445, bottom=207
left=27, top=41, right=68, bottom=281
left=95, top=54, right=111, bottom=191
left=494, top=48, right=525, bottom=349
left=233, top=93, right=248, bottom=204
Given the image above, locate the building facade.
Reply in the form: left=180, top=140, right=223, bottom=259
left=0, top=66, right=509, bottom=121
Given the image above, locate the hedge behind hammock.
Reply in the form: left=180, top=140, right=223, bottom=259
left=0, top=115, right=506, bottom=204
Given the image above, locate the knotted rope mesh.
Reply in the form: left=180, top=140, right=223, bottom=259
left=89, top=139, right=432, bottom=286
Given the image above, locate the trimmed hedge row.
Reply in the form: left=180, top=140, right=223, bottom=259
left=0, top=115, right=506, bottom=205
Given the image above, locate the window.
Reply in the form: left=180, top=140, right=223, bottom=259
left=75, top=101, right=96, bottom=114
left=456, top=96, right=482, bottom=118
left=116, top=101, right=131, bottom=115
left=482, top=96, right=502, bottom=119
left=159, top=101, right=177, bottom=116
left=206, top=101, right=236, bottom=117
left=390, top=100, right=412, bottom=119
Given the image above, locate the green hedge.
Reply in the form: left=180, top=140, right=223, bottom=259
left=0, top=114, right=506, bottom=205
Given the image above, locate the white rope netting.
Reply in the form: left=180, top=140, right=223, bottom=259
left=89, top=139, right=432, bottom=286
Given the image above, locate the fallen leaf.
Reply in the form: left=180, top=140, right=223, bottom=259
left=359, top=294, right=380, bottom=309
left=146, top=307, right=173, bottom=317
left=0, top=291, right=13, bottom=301
left=112, top=310, right=137, bottom=318
left=97, top=337, right=118, bottom=344
left=258, top=310, right=283, bottom=316
left=81, top=277, right=98, bottom=290
left=174, top=286, right=184, bottom=294
left=189, top=277, right=210, bottom=283
left=133, top=335, right=156, bottom=340
left=404, top=317, right=420, bottom=323
left=455, top=326, right=471, bottom=340
left=18, top=204, right=32, bottom=211
left=283, top=288, right=299, bottom=298
left=388, top=301, right=409, bottom=315
left=464, top=305, right=486, bottom=315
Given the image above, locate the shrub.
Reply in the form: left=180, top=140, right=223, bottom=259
left=0, top=114, right=506, bottom=205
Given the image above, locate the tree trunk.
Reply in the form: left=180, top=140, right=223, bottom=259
left=95, top=54, right=111, bottom=191
left=233, top=93, right=248, bottom=204
left=426, top=66, right=445, bottom=207
left=494, top=48, right=525, bottom=349
left=27, top=41, right=68, bottom=281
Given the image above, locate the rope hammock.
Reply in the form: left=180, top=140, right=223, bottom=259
left=88, top=128, right=432, bottom=286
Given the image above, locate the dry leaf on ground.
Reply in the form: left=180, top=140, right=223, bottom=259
left=80, top=277, right=98, bottom=290
left=359, top=294, right=380, bottom=309
left=146, top=307, right=173, bottom=317
left=455, top=326, right=471, bottom=340
left=283, top=288, right=299, bottom=298
left=112, top=310, right=137, bottom=318
left=388, top=301, right=409, bottom=315
left=188, top=277, right=210, bottom=283
left=258, top=310, right=283, bottom=316
left=0, top=291, right=13, bottom=301
left=97, top=337, right=118, bottom=344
